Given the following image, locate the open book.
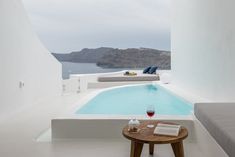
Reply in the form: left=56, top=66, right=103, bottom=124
left=154, top=123, right=181, bottom=136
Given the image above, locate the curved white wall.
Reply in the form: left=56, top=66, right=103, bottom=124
left=0, top=0, right=62, bottom=116
left=172, top=0, right=235, bottom=101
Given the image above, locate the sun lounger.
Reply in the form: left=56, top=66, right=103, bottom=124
left=98, top=73, right=159, bottom=82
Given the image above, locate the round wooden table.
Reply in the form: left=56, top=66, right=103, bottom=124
left=122, top=121, right=188, bottom=157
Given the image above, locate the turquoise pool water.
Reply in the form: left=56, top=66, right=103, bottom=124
left=76, top=85, right=193, bottom=115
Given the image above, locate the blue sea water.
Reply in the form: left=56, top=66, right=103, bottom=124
left=76, top=84, right=193, bottom=115
left=61, top=62, right=136, bottom=79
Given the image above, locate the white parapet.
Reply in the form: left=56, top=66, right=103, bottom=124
left=63, top=70, right=170, bottom=94
left=51, top=118, right=194, bottom=140
left=63, top=71, right=126, bottom=94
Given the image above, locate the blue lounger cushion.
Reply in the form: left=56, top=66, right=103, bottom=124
left=143, top=66, right=151, bottom=74
left=148, top=66, right=158, bottom=74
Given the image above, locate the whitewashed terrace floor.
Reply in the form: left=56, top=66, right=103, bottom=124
left=51, top=139, right=203, bottom=157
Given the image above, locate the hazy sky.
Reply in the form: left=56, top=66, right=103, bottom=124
left=22, top=0, right=171, bottom=53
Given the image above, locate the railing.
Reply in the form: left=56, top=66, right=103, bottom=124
left=62, top=71, right=126, bottom=94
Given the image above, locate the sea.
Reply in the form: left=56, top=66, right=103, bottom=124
left=61, top=62, right=137, bottom=79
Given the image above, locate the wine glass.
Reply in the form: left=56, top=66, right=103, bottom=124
left=146, top=105, right=155, bottom=128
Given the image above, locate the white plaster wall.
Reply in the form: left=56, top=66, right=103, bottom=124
left=172, top=0, right=235, bottom=101
left=0, top=0, right=62, bottom=116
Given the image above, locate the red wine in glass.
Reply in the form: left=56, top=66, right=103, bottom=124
left=146, top=105, right=155, bottom=128
left=147, top=110, right=155, bottom=117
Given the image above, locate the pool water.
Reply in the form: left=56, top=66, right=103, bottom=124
left=76, top=85, right=193, bottom=115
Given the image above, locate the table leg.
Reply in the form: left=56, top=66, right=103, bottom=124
left=149, top=143, right=154, bottom=155
left=130, top=141, right=143, bottom=157
left=171, top=141, right=184, bottom=157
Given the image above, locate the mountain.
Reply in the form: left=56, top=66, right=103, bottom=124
left=52, top=47, right=171, bottom=69
left=52, top=47, right=113, bottom=63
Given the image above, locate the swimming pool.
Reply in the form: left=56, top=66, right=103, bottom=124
left=76, top=84, right=193, bottom=115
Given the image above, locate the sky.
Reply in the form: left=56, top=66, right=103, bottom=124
left=22, top=0, right=171, bottom=53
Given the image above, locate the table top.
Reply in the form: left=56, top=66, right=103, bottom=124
left=122, top=121, right=188, bottom=144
